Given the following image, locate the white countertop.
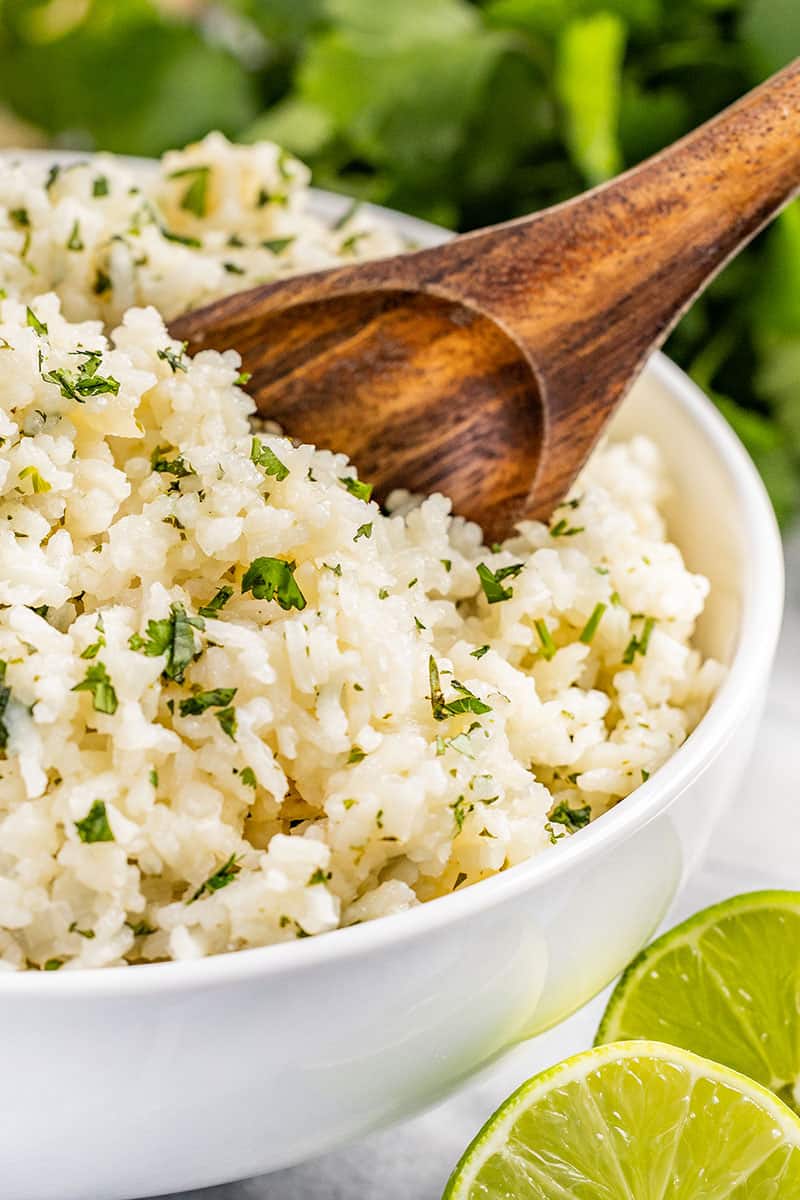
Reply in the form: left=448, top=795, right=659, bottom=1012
left=165, top=533, right=800, bottom=1200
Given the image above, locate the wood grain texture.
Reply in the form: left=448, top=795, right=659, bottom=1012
left=171, top=59, right=800, bottom=543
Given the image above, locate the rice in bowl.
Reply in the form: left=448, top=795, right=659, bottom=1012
left=0, top=138, right=722, bottom=970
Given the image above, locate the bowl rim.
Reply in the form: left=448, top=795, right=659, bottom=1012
left=0, top=152, right=784, bottom=995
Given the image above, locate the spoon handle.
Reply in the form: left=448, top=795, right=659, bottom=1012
left=420, top=59, right=800, bottom=508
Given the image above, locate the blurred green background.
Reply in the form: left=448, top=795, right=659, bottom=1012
left=1, top=0, right=798, bottom=521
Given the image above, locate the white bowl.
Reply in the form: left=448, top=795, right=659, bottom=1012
left=0, top=174, right=784, bottom=1200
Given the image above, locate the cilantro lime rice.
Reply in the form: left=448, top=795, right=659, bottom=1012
left=0, top=136, right=722, bottom=970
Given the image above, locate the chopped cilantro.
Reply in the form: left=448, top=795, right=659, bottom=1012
left=150, top=445, right=192, bottom=478
left=179, top=687, right=237, bottom=717
left=93, top=268, right=112, bottom=295
left=26, top=306, right=47, bottom=336
left=75, top=799, right=114, bottom=843
left=548, top=801, right=591, bottom=832
left=307, top=868, right=329, bottom=886
left=242, top=557, right=306, bottom=612
left=441, top=559, right=452, bottom=572
left=0, top=661, right=10, bottom=753
left=160, top=226, right=202, bottom=248
left=354, top=522, right=372, bottom=542
left=428, top=657, right=492, bottom=722
left=169, top=164, right=210, bottom=217
left=414, top=616, right=425, bottom=631
left=378, top=588, right=389, bottom=599
left=347, top=746, right=366, bottom=763
left=471, top=645, right=490, bottom=659
left=92, top=175, right=109, bottom=197
left=69, top=922, right=95, bottom=939
left=339, top=476, right=373, bottom=502
left=534, top=619, right=556, bottom=661
left=127, top=920, right=156, bottom=937
left=45, top=165, right=60, bottom=190
left=476, top=561, right=524, bottom=604
left=80, top=619, right=106, bottom=660
left=198, top=585, right=233, bottom=619
left=451, top=795, right=472, bottom=833
left=241, top=767, right=257, bottom=789
left=157, top=344, right=188, bottom=373
left=17, top=466, right=51, bottom=494
left=550, top=518, right=585, bottom=537
left=66, top=220, right=84, bottom=251
left=579, top=603, right=607, bottom=645
left=340, top=231, right=368, bottom=255
left=72, top=662, right=118, bottom=714
left=235, top=371, right=252, bottom=386
left=149, top=769, right=158, bottom=788
left=44, top=959, right=63, bottom=971
left=216, top=707, right=237, bottom=740
left=190, top=853, right=241, bottom=902
left=223, top=261, right=244, bottom=274
left=262, top=236, right=295, bottom=254
left=129, top=602, right=204, bottom=683
left=445, top=731, right=477, bottom=758
left=642, top=768, right=650, bottom=783
left=622, top=617, right=656, bottom=665
left=41, top=349, right=119, bottom=402
left=251, top=438, right=289, bottom=481
left=332, top=199, right=362, bottom=230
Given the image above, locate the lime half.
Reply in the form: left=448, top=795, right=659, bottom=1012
left=443, top=1041, right=800, bottom=1199
left=597, top=890, right=800, bottom=1111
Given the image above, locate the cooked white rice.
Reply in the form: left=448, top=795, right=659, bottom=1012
left=0, top=136, right=722, bottom=970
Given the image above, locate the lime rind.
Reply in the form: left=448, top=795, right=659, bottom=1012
left=596, top=890, right=800, bottom=1100
left=443, top=1040, right=800, bottom=1200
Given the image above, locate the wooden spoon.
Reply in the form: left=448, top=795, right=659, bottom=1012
left=171, top=60, right=800, bottom=544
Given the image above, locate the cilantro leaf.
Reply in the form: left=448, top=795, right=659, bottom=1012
left=151, top=445, right=192, bottom=478
left=17, top=466, right=51, bottom=494
left=75, top=799, right=114, bottom=844
left=339, top=476, right=373, bottom=501
left=428, top=656, right=491, bottom=722
left=179, top=687, right=237, bottom=716
left=216, top=707, right=237, bottom=740
left=157, top=344, right=188, bottom=373
left=130, top=602, right=204, bottom=683
left=67, top=220, right=84, bottom=251
left=476, top=561, right=524, bottom=604
left=198, top=585, right=234, bottom=619
left=251, top=438, right=290, bottom=481
left=41, top=349, right=120, bottom=403
left=622, top=616, right=655, bottom=665
left=190, top=853, right=241, bottom=902
left=0, top=661, right=11, bottom=753
left=72, top=662, right=118, bottom=714
left=169, top=164, right=211, bottom=217
left=262, top=236, right=296, bottom=254
left=548, top=801, right=591, bottom=832
left=242, top=557, right=306, bottom=611
left=26, top=307, right=48, bottom=336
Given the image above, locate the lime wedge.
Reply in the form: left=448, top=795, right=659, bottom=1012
left=443, top=1041, right=800, bottom=1199
left=596, top=890, right=800, bottom=1111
